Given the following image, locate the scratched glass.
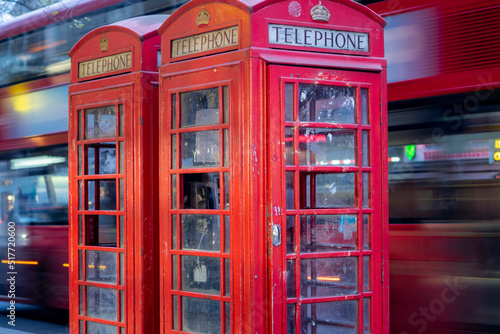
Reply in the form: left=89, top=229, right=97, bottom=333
left=86, top=250, right=117, bottom=283
left=180, top=88, right=219, bottom=127
left=302, top=173, right=356, bottom=208
left=86, top=286, right=117, bottom=321
left=87, top=142, right=116, bottom=175
left=300, top=215, right=357, bottom=252
left=182, top=296, right=221, bottom=334
left=85, top=106, right=116, bottom=139
left=181, top=255, right=220, bottom=295
left=299, top=85, right=356, bottom=124
left=181, top=131, right=220, bottom=168
left=84, top=215, right=116, bottom=247
left=301, top=300, right=357, bottom=334
left=86, top=321, right=116, bottom=334
left=299, top=128, right=356, bottom=166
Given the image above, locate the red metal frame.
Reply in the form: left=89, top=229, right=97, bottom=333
left=159, top=0, right=387, bottom=332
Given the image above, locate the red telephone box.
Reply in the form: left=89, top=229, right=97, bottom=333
left=68, top=15, right=166, bottom=334
left=158, top=0, right=387, bottom=333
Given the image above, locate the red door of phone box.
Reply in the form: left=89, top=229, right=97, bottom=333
left=68, top=15, right=166, bottom=334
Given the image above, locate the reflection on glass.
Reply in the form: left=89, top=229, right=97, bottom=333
left=302, top=173, right=356, bottom=208
left=300, top=257, right=358, bottom=297
left=224, top=259, right=230, bottom=297
left=181, top=173, right=220, bottom=209
left=299, top=128, right=356, bottom=166
left=181, top=88, right=219, bottom=128
left=79, top=285, right=83, bottom=315
left=285, top=127, right=294, bottom=165
left=172, top=174, right=177, bottom=209
left=119, top=179, right=124, bottom=211
left=181, top=131, right=220, bottom=168
left=120, top=290, right=124, bottom=323
left=85, top=215, right=116, bottom=247
left=85, top=106, right=116, bottom=139
left=300, top=215, right=357, bottom=252
left=172, top=134, right=177, bottom=169
left=87, top=143, right=117, bottom=174
left=87, top=180, right=116, bottom=211
left=78, top=215, right=83, bottom=245
left=181, top=256, right=220, bottom=295
left=299, top=85, right=356, bottom=124
left=119, top=216, right=124, bottom=248
left=224, top=216, right=230, bottom=253
left=287, top=260, right=295, bottom=298
left=172, top=215, right=177, bottom=250
left=182, top=297, right=221, bottom=333
left=119, top=141, right=124, bottom=174
left=172, top=255, right=177, bottom=290
left=285, top=83, right=294, bottom=122
left=86, top=250, right=117, bottom=283
left=225, top=302, right=230, bottom=334
left=181, top=214, right=220, bottom=251
left=78, top=109, right=82, bottom=141
left=86, top=286, right=117, bottom=321
left=223, top=129, right=229, bottom=167
left=301, top=300, right=357, bottom=334
left=78, top=145, right=82, bottom=175
left=224, top=172, right=229, bottom=210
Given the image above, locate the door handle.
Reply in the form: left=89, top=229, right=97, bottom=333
left=272, top=224, right=281, bottom=247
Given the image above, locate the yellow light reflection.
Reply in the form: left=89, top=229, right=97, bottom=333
left=2, top=260, right=39, bottom=265
left=63, top=263, right=69, bottom=267
left=87, top=265, right=107, bottom=269
left=307, top=276, right=341, bottom=282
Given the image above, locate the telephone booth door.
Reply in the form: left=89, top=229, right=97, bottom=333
left=268, top=65, right=384, bottom=333
left=159, top=61, right=243, bottom=333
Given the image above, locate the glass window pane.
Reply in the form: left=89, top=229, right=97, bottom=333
left=78, top=109, right=82, bottom=141
left=79, top=250, right=83, bottom=281
left=172, top=134, right=177, bottom=169
left=181, top=214, right=220, bottom=251
left=287, top=304, right=296, bottom=334
left=181, top=131, right=220, bottom=168
left=181, top=173, right=220, bottom=209
left=119, top=105, right=124, bottom=137
left=364, top=298, right=371, bottom=333
left=86, top=321, right=117, bottom=334
left=286, top=172, right=295, bottom=210
left=286, top=216, right=294, bottom=254
left=119, top=141, right=124, bottom=174
left=171, top=94, right=177, bottom=129
left=224, top=172, right=230, bottom=210
left=224, top=259, right=230, bottom=297
left=85, top=215, right=116, bottom=247
left=119, top=216, right=124, bottom=248
left=172, top=215, right=177, bottom=249
left=119, top=179, right=124, bottom=211
left=119, top=253, right=124, bottom=285
left=85, top=106, right=116, bottom=139
left=87, top=180, right=116, bottom=211
left=285, top=127, right=294, bottom=165
left=78, top=145, right=82, bottom=175
left=120, top=290, right=124, bottom=323
left=225, top=216, right=230, bottom=253
left=299, top=85, right=356, bottom=124
left=285, top=83, right=294, bottom=122
left=172, top=255, right=177, bottom=290
left=223, top=86, right=229, bottom=124
left=225, top=302, right=230, bottom=334
left=78, top=215, right=83, bottom=245
left=361, top=88, right=369, bottom=125
left=300, top=215, right=357, bottom=252
left=362, top=131, right=369, bottom=167
left=182, top=297, right=221, bottom=333
left=363, top=173, right=370, bottom=208
left=364, top=256, right=371, bottom=292
left=301, top=257, right=358, bottom=297
left=302, top=173, right=356, bottom=208
left=299, top=128, right=356, bottom=166
left=363, top=214, right=370, bottom=250
left=86, top=286, right=117, bottom=321
left=79, top=285, right=83, bottom=315
left=287, top=260, right=295, bottom=298
left=171, top=174, right=177, bottom=209
left=180, top=88, right=219, bottom=127
left=181, top=256, right=220, bottom=295
left=301, top=300, right=357, bottom=334
left=86, top=250, right=117, bottom=283
left=223, top=129, right=229, bottom=167
left=172, top=295, right=178, bottom=330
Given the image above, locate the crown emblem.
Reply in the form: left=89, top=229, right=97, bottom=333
left=310, top=1, right=331, bottom=22
left=196, top=6, right=210, bottom=27
left=100, top=34, right=109, bottom=52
